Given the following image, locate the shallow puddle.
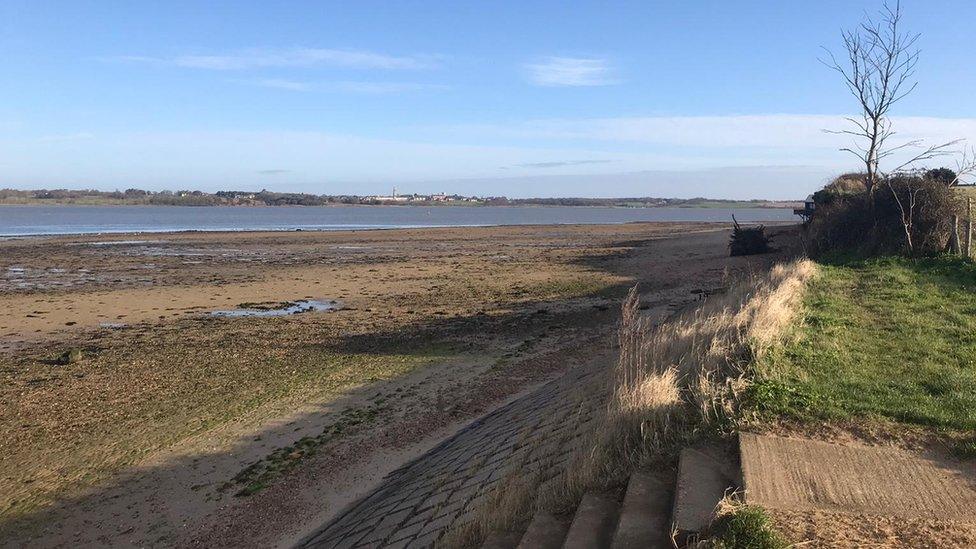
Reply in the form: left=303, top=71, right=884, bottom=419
left=210, top=299, right=340, bottom=318
left=86, top=240, right=166, bottom=246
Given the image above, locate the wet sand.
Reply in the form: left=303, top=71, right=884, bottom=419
left=0, top=222, right=796, bottom=547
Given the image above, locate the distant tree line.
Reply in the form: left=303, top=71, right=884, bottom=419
left=0, top=188, right=370, bottom=206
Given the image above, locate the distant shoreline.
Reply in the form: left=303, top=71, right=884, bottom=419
left=0, top=187, right=801, bottom=209
left=0, top=200, right=800, bottom=209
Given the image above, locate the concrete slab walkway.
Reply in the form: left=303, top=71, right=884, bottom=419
left=740, top=432, right=976, bottom=521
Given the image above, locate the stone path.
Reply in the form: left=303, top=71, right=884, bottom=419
left=298, top=353, right=614, bottom=548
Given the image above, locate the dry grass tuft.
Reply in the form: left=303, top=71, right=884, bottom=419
left=615, top=259, right=815, bottom=429
left=438, top=452, right=558, bottom=547
left=699, top=495, right=788, bottom=549
left=439, top=470, right=540, bottom=547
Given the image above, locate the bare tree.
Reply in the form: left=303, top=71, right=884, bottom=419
left=821, top=1, right=927, bottom=193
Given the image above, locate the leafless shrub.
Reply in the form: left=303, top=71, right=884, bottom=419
left=818, top=1, right=972, bottom=255
left=807, top=175, right=960, bottom=255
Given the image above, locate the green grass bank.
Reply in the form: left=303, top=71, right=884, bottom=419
left=748, top=255, right=976, bottom=439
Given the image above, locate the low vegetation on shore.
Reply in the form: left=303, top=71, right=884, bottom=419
left=805, top=172, right=963, bottom=257
left=708, top=501, right=788, bottom=549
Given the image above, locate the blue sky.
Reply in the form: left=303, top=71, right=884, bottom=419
left=2, top=0, right=976, bottom=199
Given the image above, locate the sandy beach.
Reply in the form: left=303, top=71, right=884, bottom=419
left=0, top=222, right=796, bottom=547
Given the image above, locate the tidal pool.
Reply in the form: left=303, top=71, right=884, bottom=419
left=210, top=299, right=340, bottom=318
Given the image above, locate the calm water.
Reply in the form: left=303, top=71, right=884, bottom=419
left=0, top=205, right=797, bottom=236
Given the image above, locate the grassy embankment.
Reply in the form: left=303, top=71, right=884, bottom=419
left=748, top=255, right=976, bottom=455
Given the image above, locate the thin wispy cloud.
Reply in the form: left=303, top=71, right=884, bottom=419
left=510, top=159, right=614, bottom=168
left=249, top=78, right=312, bottom=91
left=256, top=169, right=290, bottom=175
left=246, top=79, right=448, bottom=94
left=523, top=56, right=619, bottom=87
left=324, top=81, right=448, bottom=94
left=111, top=48, right=440, bottom=70
left=36, top=132, right=95, bottom=143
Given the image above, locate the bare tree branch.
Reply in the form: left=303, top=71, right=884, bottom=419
left=951, top=146, right=976, bottom=186
left=888, top=140, right=963, bottom=175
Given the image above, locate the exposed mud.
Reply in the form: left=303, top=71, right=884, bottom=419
left=0, top=222, right=798, bottom=547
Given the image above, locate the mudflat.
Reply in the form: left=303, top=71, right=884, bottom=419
left=0, top=222, right=793, bottom=547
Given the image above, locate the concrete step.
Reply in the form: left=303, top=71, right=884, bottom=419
left=481, top=530, right=523, bottom=549
left=610, top=471, right=673, bottom=549
left=671, top=447, right=737, bottom=541
left=516, top=510, right=571, bottom=549
left=561, top=492, right=620, bottom=549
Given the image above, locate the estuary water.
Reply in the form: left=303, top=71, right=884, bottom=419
left=0, top=205, right=797, bottom=236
